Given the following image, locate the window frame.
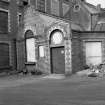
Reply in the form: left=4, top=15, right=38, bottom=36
left=38, top=45, right=45, bottom=58
left=83, top=39, right=104, bottom=66
left=0, top=41, right=11, bottom=66
left=25, top=37, right=36, bottom=63
left=0, top=8, right=10, bottom=33
left=50, top=29, right=64, bottom=46
left=36, top=0, right=47, bottom=12
left=25, top=30, right=36, bottom=63
left=51, top=0, right=60, bottom=16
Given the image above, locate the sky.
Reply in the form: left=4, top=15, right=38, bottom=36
left=86, top=0, right=105, bottom=8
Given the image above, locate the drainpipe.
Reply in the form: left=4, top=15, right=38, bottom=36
left=69, top=0, right=74, bottom=39
left=90, top=13, right=93, bottom=31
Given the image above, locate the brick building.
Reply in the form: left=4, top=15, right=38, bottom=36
left=1, top=0, right=105, bottom=75
left=16, top=0, right=105, bottom=75
left=0, top=0, right=25, bottom=72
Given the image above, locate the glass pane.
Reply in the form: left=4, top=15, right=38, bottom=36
left=51, top=31, right=63, bottom=44
left=26, top=38, right=36, bottom=62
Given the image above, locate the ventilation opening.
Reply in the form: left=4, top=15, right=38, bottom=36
left=73, top=4, right=80, bottom=12
left=23, top=1, right=28, bottom=6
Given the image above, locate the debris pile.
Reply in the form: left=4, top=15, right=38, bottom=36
left=87, top=63, right=105, bottom=77
left=77, top=62, right=105, bottom=77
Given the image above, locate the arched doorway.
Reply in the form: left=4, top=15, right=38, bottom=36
left=50, top=29, right=65, bottom=74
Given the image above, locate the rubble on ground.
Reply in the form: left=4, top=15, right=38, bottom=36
left=77, top=62, right=105, bottom=77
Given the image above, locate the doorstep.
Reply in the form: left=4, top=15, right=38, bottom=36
left=42, top=74, right=65, bottom=79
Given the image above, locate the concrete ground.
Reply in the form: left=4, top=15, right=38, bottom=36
left=0, top=74, right=105, bottom=105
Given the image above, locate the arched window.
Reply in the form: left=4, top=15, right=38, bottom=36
left=50, top=29, right=64, bottom=45
left=0, top=10, right=8, bottom=33
left=25, top=30, right=36, bottom=62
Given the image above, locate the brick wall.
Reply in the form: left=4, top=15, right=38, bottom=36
left=72, top=31, right=83, bottom=73
left=72, top=31, right=105, bottom=73
left=0, top=0, right=24, bottom=71
left=16, top=40, right=25, bottom=71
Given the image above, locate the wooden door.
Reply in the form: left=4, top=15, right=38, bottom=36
left=51, top=47, right=65, bottom=74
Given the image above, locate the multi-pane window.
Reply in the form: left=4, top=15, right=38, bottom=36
left=85, top=42, right=102, bottom=65
left=36, top=0, right=46, bottom=12
left=0, top=43, right=9, bottom=67
left=0, top=10, right=8, bottom=33
left=51, top=0, right=59, bottom=16
left=51, top=30, right=63, bottom=45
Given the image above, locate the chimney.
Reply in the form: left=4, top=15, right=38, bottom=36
left=97, top=4, right=101, bottom=11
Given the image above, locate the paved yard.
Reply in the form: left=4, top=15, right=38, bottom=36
left=0, top=75, right=105, bottom=105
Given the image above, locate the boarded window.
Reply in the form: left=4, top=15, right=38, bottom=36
left=51, top=0, right=59, bottom=16
left=36, top=0, right=46, bottom=12
left=85, top=42, right=102, bottom=65
left=0, top=43, right=9, bottom=67
left=26, top=38, right=36, bottom=62
left=0, top=11, right=8, bottom=33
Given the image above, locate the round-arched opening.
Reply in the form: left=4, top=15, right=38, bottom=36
left=50, top=29, right=64, bottom=45
left=25, top=30, right=36, bottom=63
left=25, top=30, right=34, bottom=39
left=73, top=4, right=81, bottom=12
